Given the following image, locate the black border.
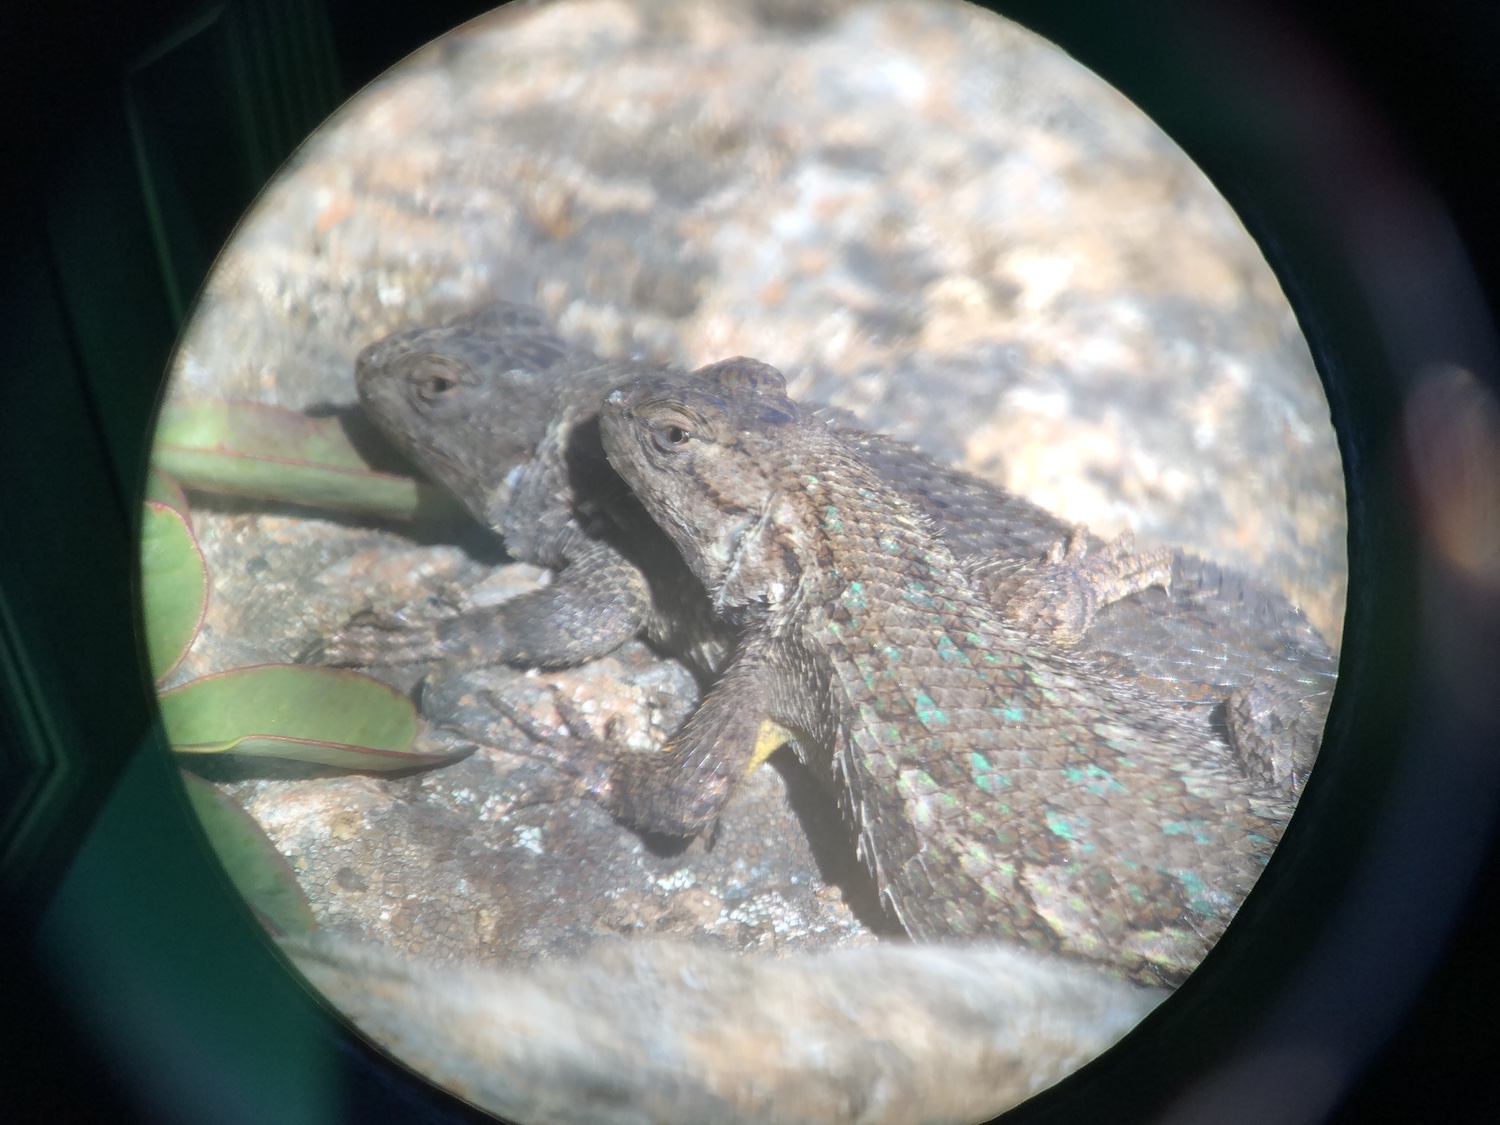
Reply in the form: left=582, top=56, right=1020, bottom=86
left=2, top=1, right=1497, bottom=1121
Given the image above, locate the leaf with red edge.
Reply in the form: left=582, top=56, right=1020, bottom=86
left=181, top=771, right=317, bottom=937
left=152, top=399, right=431, bottom=518
left=158, top=664, right=447, bottom=771
left=145, top=467, right=191, bottom=519
left=141, top=501, right=209, bottom=682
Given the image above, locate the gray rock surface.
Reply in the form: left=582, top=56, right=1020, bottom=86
left=158, top=0, right=1346, bottom=1119
left=287, top=933, right=1164, bottom=1125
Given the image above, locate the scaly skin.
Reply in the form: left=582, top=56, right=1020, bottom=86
left=596, top=359, right=1300, bottom=986
left=332, top=301, right=735, bottom=678
left=329, top=305, right=1334, bottom=799
left=329, top=302, right=1137, bottom=679
left=322, top=306, right=1333, bottom=981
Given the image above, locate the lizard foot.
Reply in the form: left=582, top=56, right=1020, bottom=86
left=969, top=526, right=1174, bottom=646
left=1224, top=676, right=1329, bottom=798
left=422, top=668, right=619, bottom=806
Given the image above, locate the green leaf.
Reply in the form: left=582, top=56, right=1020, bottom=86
left=144, top=467, right=191, bottom=519
left=152, top=399, right=424, bottom=518
left=158, top=664, right=443, bottom=771
left=181, top=771, right=317, bottom=936
left=141, top=501, right=209, bottom=683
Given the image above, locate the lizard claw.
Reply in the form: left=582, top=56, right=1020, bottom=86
left=470, top=687, right=617, bottom=802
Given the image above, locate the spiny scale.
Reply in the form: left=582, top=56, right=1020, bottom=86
left=600, top=361, right=1298, bottom=986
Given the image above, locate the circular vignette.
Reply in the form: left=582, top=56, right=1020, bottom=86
left=1, top=2, right=1495, bottom=1124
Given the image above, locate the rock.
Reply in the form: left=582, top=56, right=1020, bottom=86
left=286, top=932, right=1164, bottom=1125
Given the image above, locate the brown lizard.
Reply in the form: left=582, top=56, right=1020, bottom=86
left=590, top=358, right=1303, bottom=986
left=326, top=304, right=1332, bottom=793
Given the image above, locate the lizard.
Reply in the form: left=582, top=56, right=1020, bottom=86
left=325, top=301, right=1124, bottom=677
left=322, top=302, right=1333, bottom=796
left=330, top=300, right=735, bottom=679
left=592, top=358, right=1306, bottom=985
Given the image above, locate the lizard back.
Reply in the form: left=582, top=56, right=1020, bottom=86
left=602, top=362, right=1298, bottom=986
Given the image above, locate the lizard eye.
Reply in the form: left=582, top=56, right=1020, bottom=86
left=416, top=372, right=457, bottom=401
left=653, top=423, right=691, bottom=452
left=408, top=358, right=467, bottom=405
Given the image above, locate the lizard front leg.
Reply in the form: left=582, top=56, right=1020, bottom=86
left=317, top=534, right=652, bottom=669
left=605, top=628, right=785, bottom=836
left=428, top=626, right=783, bottom=838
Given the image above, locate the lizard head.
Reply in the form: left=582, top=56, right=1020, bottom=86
left=354, top=303, right=572, bottom=526
left=599, top=358, right=807, bottom=609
